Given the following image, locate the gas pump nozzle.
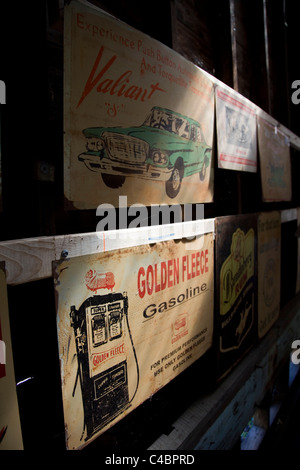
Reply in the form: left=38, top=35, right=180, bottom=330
left=123, top=292, right=128, bottom=314
left=70, top=305, right=86, bottom=355
left=70, top=305, right=79, bottom=327
left=70, top=305, right=86, bottom=402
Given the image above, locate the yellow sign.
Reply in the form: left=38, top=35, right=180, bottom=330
left=220, top=228, right=255, bottom=317
left=54, top=235, right=214, bottom=449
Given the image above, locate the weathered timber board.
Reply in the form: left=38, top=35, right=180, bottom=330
left=0, top=210, right=295, bottom=286
left=0, top=219, right=214, bottom=285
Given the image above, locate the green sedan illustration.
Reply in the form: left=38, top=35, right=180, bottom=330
left=78, top=106, right=212, bottom=198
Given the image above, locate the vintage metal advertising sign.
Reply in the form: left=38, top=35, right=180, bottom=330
left=0, top=263, right=23, bottom=450
left=257, top=116, right=292, bottom=202
left=257, top=211, right=281, bottom=338
left=54, top=232, right=214, bottom=449
left=214, top=214, right=257, bottom=380
left=215, top=86, right=257, bottom=172
left=64, top=0, right=215, bottom=209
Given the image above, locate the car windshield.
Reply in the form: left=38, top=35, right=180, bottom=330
left=144, top=109, right=190, bottom=139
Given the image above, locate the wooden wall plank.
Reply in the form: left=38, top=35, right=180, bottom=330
left=0, top=219, right=215, bottom=285
left=0, top=233, right=104, bottom=285
left=200, top=65, right=300, bottom=150
left=171, top=0, right=215, bottom=73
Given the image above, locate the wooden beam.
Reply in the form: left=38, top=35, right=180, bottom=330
left=0, top=233, right=104, bottom=286
left=229, top=0, right=238, bottom=92
left=0, top=219, right=215, bottom=285
left=201, top=68, right=300, bottom=151
left=0, top=208, right=298, bottom=286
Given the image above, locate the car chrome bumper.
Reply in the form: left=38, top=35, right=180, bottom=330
left=78, top=153, right=172, bottom=181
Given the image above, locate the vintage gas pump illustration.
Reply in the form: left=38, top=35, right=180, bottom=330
left=54, top=235, right=214, bottom=449
left=69, top=289, right=138, bottom=441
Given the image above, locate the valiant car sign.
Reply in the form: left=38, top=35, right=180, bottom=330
left=64, top=0, right=214, bottom=208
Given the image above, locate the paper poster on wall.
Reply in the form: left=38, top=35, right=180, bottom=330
left=0, top=263, right=23, bottom=450
left=257, top=211, right=281, bottom=338
left=54, top=231, right=214, bottom=449
left=215, top=86, right=257, bottom=172
left=64, top=0, right=215, bottom=209
left=257, top=116, right=292, bottom=202
left=214, top=214, right=257, bottom=381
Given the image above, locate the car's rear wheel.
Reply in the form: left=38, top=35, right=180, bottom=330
left=101, top=173, right=126, bottom=188
left=166, top=160, right=183, bottom=198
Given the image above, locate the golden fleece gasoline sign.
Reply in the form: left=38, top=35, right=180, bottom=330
left=54, top=233, right=214, bottom=449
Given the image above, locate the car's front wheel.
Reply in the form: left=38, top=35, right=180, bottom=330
left=101, top=173, right=126, bottom=188
left=199, top=150, right=211, bottom=181
left=166, top=160, right=183, bottom=199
